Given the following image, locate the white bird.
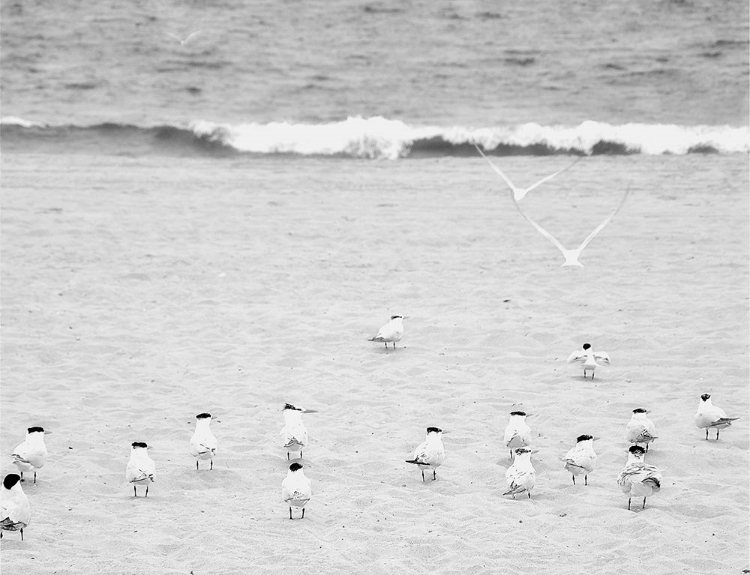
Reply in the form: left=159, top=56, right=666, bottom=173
left=694, top=393, right=739, bottom=440
left=11, top=426, right=47, bottom=484
left=190, top=412, right=217, bottom=470
left=281, top=403, right=316, bottom=460
left=166, top=30, right=203, bottom=45
left=504, top=411, right=531, bottom=458
left=282, top=462, right=312, bottom=519
left=617, top=445, right=662, bottom=510
left=0, top=474, right=30, bottom=541
left=567, top=343, right=610, bottom=379
left=564, top=434, right=597, bottom=485
left=626, top=408, right=658, bottom=452
left=405, top=427, right=445, bottom=482
left=126, top=442, right=155, bottom=497
left=369, top=315, right=404, bottom=349
left=504, top=447, right=536, bottom=499
left=475, top=143, right=581, bottom=201
left=511, top=185, right=631, bottom=267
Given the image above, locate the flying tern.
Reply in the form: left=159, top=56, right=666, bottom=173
left=474, top=143, right=581, bottom=201
left=282, top=462, right=312, bottom=519
left=405, top=427, right=445, bottom=481
left=617, top=445, right=662, bottom=510
left=626, top=408, right=658, bottom=452
left=504, top=411, right=531, bottom=458
left=564, top=434, right=597, bottom=485
left=369, top=315, right=404, bottom=349
left=511, top=185, right=631, bottom=267
left=190, top=412, right=217, bottom=470
left=126, top=442, right=155, bottom=497
left=11, top=427, right=47, bottom=484
left=694, top=394, right=739, bottom=440
left=567, top=343, right=610, bottom=379
left=0, top=474, right=30, bottom=541
left=166, top=30, right=203, bottom=45
left=504, top=447, right=536, bottom=499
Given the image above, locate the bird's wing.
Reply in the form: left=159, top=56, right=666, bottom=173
left=593, top=352, right=610, bottom=363
left=567, top=351, right=586, bottom=364
left=166, top=32, right=182, bottom=41
left=522, top=157, right=582, bottom=195
left=709, top=417, right=740, bottom=427
left=183, top=30, right=203, bottom=43
left=575, top=186, right=631, bottom=252
left=474, top=144, right=519, bottom=195
left=11, top=453, right=30, bottom=465
left=510, top=191, right=570, bottom=255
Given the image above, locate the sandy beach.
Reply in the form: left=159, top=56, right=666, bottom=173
left=1, top=151, right=748, bottom=574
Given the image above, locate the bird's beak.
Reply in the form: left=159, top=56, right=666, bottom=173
left=301, top=409, right=318, bottom=414
left=592, top=436, right=601, bottom=441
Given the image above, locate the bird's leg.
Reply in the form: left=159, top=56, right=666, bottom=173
left=509, top=450, right=513, bottom=459
left=134, top=486, right=138, bottom=497
left=1, top=531, right=3, bottom=539
left=302, top=508, right=305, bottom=519
left=289, top=507, right=293, bottom=520
left=287, top=452, right=290, bottom=460
left=572, top=475, right=576, bottom=485
left=627, top=497, right=631, bottom=510
left=645, top=443, right=649, bottom=452
left=33, top=471, right=37, bottom=484
left=19, top=472, right=23, bottom=482
left=642, top=497, right=647, bottom=509
left=584, top=475, right=588, bottom=486
left=210, top=460, right=213, bottom=470
left=421, top=470, right=425, bottom=482
left=20, top=528, right=23, bottom=541
left=705, top=429, right=709, bottom=440
left=383, top=342, right=387, bottom=349
left=433, top=470, right=437, bottom=480
left=716, top=429, right=720, bottom=440
left=196, top=460, right=199, bottom=471
left=528, top=492, right=531, bottom=499
left=145, top=485, right=149, bottom=497
left=300, top=450, right=303, bottom=459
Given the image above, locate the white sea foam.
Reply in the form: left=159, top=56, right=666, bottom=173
left=0, top=116, right=47, bottom=128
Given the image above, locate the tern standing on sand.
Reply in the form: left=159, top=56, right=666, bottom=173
left=369, top=315, right=404, bottom=349
left=626, top=408, right=658, bottom=452
left=405, top=427, right=445, bottom=481
left=190, top=412, right=217, bottom=470
left=0, top=474, right=30, bottom=541
left=126, top=442, right=155, bottom=497
left=504, top=411, right=531, bottom=458
left=617, top=445, right=662, bottom=510
left=504, top=447, right=536, bottom=499
left=281, top=404, right=311, bottom=460
left=11, top=427, right=47, bottom=484
left=694, top=393, right=739, bottom=440
left=564, top=434, right=597, bottom=485
left=282, top=462, right=312, bottom=519
left=567, top=343, right=610, bottom=379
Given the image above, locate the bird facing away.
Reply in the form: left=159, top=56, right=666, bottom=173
left=626, top=408, right=658, bottom=452
left=281, top=404, right=312, bottom=460
left=474, top=143, right=581, bottom=201
left=694, top=394, right=739, bottom=440
left=0, top=474, right=30, bottom=541
left=564, top=434, right=597, bottom=485
left=405, top=427, right=445, bottom=482
left=369, top=315, right=404, bottom=349
left=617, top=445, right=662, bottom=510
left=511, top=184, right=631, bottom=267
left=126, top=442, right=155, bottom=497
left=190, top=412, right=217, bottom=470
left=504, top=411, right=531, bottom=459
left=504, top=447, right=536, bottom=499
left=567, top=343, right=611, bottom=379
left=282, top=462, right=312, bottom=519
left=11, top=426, right=47, bottom=484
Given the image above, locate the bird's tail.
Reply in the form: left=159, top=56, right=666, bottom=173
left=711, top=417, right=740, bottom=426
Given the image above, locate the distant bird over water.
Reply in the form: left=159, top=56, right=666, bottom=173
left=11, top=427, right=47, bottom=484
left=564, top=434, right=597, bottom=485
left=166, top=30, right=203, bottom=45
left=282, top=462, right=311, bottom=519
left=126, top=442, right=155, bottom=497
left=405, top=427, right=445, bottom=481
left=369, top=315, right=404, bottom=349
left=567, top=343, right=610, bottom=379
left=0, top=474, right=30, bottom=541
left=475, top=143, right=581, bottom=201
left=694, top=394, right=739, bottom=440
left=626, top=408, right=658, bottom=452
left=617, top=445, right=662, bottom=510
left=190, top=413, right=217, bottom=470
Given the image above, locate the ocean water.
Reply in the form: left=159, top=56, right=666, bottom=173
left=0, top=0, right=748, bottom=158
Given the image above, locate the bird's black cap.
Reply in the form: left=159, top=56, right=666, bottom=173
left=515, top=447, right=531, bottom=455
left=3, top=474, right=21, bottom=490
left=283, top=403, right=301, bottom=411
left=27, top=426, right=45, bottom=433
left=391, top=315, right=403, bottom=320
left=576, top=434, right=593, bottom=442
left=196, top=412, right=212, bottom=419
left=628, top=445, right=646, bottom=455
left=289, top=462, right=303, bottom=472
left=426, top=426, right=442, bottom=433
left=632, top=408, right=648, bottom=414
left=582, top=343, right=592, bottom=350
left=700, top=393, right=711, bottom=401
left=510, top=411, right=526, bottom=416
left=131, top=441, right=148, bottom=448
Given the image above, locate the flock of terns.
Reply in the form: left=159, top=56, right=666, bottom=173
left=0, top=154, right=740, bottom=537
left=0, top=314, right=740, bottom=536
